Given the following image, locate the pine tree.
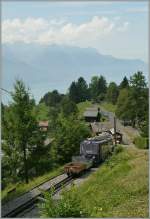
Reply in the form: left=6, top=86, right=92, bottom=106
left=61, top=96, right=78, bottom=117
left=119, top=76, right=129, bottom=89
left=3, top=80, right=38, bottom=183
left=107, top=82, right=119, bottom=104
left=69, top=81, right=79, bottom=103
left=76, top=77, right=89, bottom=102
left=89, top=75, right=107, bottom=101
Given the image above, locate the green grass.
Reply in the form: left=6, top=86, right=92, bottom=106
left=77, top=101, right=92, bottom=117
left=77, top=101, right=116, bottom=116
left=133, top=136, right=148, bottom=149
left=70, top=146, right=149, bottom=217
left=2, top=166, right=64, bottom=204
left=100, top=102, right=116, bottom=113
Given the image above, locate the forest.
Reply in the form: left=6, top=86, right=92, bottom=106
left=1, top=71, right=148, bottom=193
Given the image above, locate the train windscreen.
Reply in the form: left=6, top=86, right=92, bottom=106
left=80, top=141, right=100, bottom=155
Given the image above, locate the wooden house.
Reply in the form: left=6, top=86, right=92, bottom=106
left=108, top=128, right=123, bottom=144
left=84, top=107, right=101, bottom=122
left=90, top=121, right=113, bottom=135
left=39, top=121, right=49, bottom=131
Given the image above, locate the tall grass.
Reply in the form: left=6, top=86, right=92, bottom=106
left=40, top=147, right=149, bottom=218
left=77, top=101, right=92, bottom=117
left=100, top=102, right=116, bottom=113
left=133, top=136, right=148, bottom=149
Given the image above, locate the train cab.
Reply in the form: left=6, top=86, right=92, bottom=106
left=64, top=132, right=113, bottom=176
left=80, top=132, right=113, bottom=165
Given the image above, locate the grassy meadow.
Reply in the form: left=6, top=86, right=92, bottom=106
left=77, top=101, right=92, bottom=117
left=100, top=102, right=116, bottom=113
left=68, top=146, right=149, bottom=217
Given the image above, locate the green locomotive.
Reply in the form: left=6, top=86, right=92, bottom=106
left=64, top=132, right=113, bottom=176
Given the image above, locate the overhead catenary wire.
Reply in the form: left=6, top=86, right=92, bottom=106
left=0, top=88, right=13, bottom=104
left=0, top=87, right=12, bottom=95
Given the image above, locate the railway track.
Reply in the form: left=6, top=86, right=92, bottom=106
left=2, top=174, right=73, bottom=218
left=2, top=164, right=101, bottom=218
left=17, top=167, right=99, bottom=218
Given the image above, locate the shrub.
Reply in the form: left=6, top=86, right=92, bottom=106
left=39, top=185, right=89, bottom=217
left=51, top=115, right=91, bottom=164
left=101, top=144, right=113, bottom=161
left=114, top=145, right=124, bottom=154
left=133, top=136, right=148, bottom=149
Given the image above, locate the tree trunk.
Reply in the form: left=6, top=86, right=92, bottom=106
left=23, top=143, right=29, bottom=184
left=132, top=120, right=135, bottom=128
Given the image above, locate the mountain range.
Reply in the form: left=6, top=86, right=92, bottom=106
left=2, top=43, right=148, bottom=103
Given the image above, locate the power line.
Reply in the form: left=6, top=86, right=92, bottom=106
left=0, top=88, right=12, bottom=95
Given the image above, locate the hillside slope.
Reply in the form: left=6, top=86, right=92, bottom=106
left=71, top=146, right=148, bottom=217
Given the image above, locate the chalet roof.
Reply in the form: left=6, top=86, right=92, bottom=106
left=83, top=107, right=99, bottom=118
left=90, top=122, right=113, bottom=133
left=109, top=128, right=122, bottom=135
left=39, top=121, right=49, bottom=127
left=84, top=110, right=98, bottom=117
left=99, top=122, right=113, bottom=130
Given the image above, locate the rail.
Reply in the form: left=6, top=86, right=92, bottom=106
left=2, top=174, right=72, bottom=218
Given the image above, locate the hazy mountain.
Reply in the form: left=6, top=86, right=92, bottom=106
left=2, top=43, right=148, bottom=103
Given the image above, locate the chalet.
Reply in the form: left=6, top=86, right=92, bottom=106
left=90, top=121, right=113, bottom=135
left=121, top=120, right=132, bottom=126
left=108, top=128, right=123, bottom=144
left=90, top=122, right=123, bottom=143
left=84, top=107, right=101, bottom=122
left=39, top=121, right=49, bottom=131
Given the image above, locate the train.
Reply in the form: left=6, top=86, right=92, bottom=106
left=64, top=132, right=114, bottom=176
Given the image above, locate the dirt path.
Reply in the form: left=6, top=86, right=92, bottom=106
left=95, top=104, right=140, bottom=145
left=116, top=119, right=139, bottom=145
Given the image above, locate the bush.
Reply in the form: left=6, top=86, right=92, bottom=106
left=133, top=136, right=148, bottom=149
left=114, top=145, right=124, bottom=154
left=51, top=115, right=91, bottom=164
left=39, top=185, right=89, bottom=217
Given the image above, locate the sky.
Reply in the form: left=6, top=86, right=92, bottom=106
left=2, top=1, right=149, bottom=62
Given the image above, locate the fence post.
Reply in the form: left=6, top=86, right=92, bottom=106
left=114, top=116, right=117, bottom=146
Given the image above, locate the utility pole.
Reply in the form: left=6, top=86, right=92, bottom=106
left=114, top=116, right=117, bottom=145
